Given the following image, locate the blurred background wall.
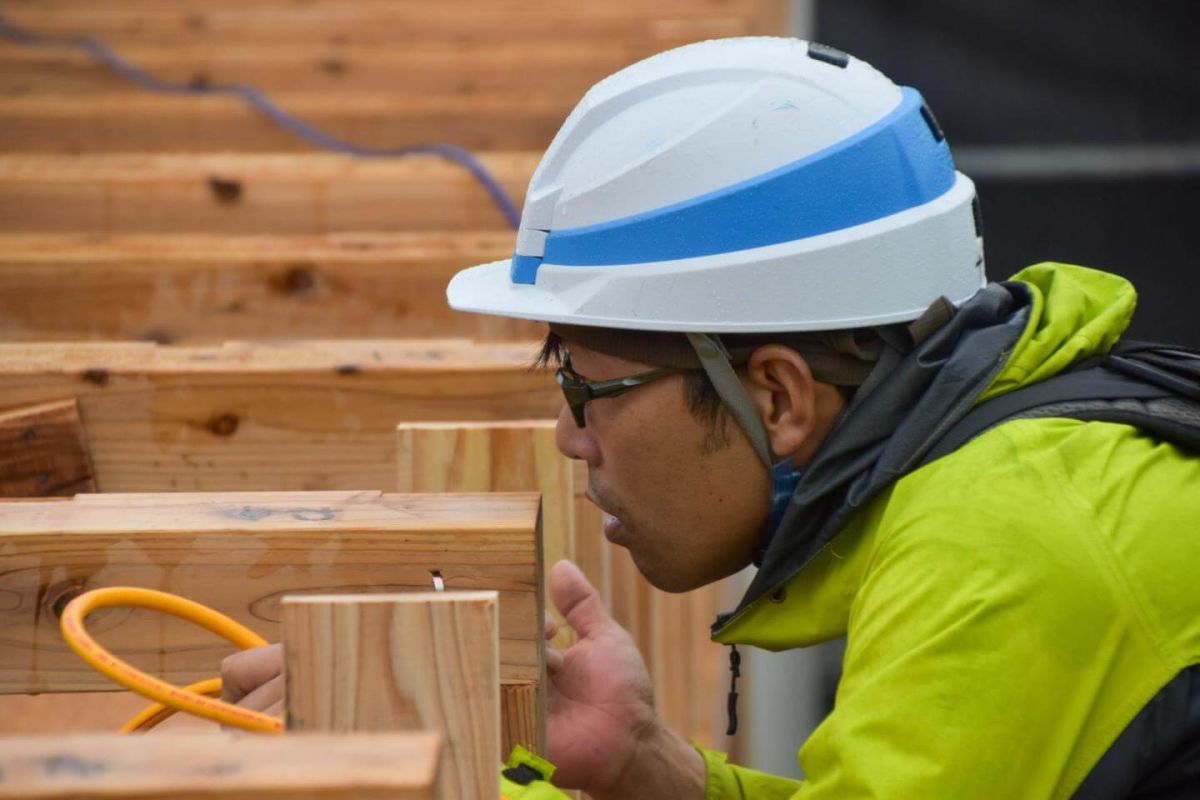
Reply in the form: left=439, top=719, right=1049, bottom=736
left=819, top=0, right=1200, bottom=348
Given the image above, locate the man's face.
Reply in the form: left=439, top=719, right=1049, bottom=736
left=554, top=341, right=769, bottom=593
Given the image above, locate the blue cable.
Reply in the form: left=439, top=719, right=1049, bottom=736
left=0, top=11, right=522, bottom=229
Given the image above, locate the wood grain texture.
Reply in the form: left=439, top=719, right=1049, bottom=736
left=0, top=399, right=96, bottom=497
left=284, top=592, right=499, bottom=800
left=0, top=233, right=540, bottom=343
left=0, top=39, right=690, bottom=97
left=397, top=422, right=576, bottom=649
left=498, top=681, right=540, bottom=755
left=0, top=491, right=542, bottom=693
left=0, top=732, right=440, bottom=799
left=0, top=339, right=558, bottom=492
left=0, top=691, right=210, bottom=735
left=571, top=458, right=610, bottom=610
left=0, top=92, right=565, bottom=153
left=0, top=0, right=781, bottom=46
left=0, top=153, right=537, bottom=234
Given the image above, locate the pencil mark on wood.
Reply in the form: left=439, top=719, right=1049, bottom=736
left=224, top=505, right=337, bottom=522
left=36, top=754, right=108, bottom=778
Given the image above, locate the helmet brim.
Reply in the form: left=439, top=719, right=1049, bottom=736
left=447, top=259, right=564, bottom=325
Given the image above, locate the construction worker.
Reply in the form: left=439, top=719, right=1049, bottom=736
left=225, top=38, right=1200, bottom=798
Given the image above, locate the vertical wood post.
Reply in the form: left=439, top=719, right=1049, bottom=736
left=283, top=591, right=500, bottom=800
left=398, top=420, right=593, bottom=634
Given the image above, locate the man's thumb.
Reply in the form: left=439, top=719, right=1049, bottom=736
left=549, top=559, right=611, bottom=640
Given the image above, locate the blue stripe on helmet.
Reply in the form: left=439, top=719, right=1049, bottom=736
left=511, top=87, right=954, bottom=285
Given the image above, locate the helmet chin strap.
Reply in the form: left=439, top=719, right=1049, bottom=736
left=685, top=332, right=774, bottom=469
left=685, top=333, right=803, bottom=562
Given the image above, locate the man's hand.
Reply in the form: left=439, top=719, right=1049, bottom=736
left=219, top=561, right=706, bottom=799
left=544, top=560, right=705, bottom=799
left=220, top=642, right=284, bottom=722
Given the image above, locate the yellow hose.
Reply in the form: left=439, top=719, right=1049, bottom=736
left=59, top=587, right=284, bottom=734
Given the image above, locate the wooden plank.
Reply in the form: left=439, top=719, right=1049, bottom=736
left=0, top=490, right=542, bottom=693
left=0, top=40, right=683, bottom=97
left=0, top=153, right=538, bottom=234
left=0, top=732, right=440, bottom=799
left=0, top=92, right=567, bottom=152
left=0, top=399, right=96, bottom=497
left=284, top=592, right=500, bottom=799
left=0, top=339, right=557, bottom=492
left=498, top=681, right=540, bottom=755
left=0, top=233, right=539, bottom=343
left=0, top=691, right=209, bottom=735
left=571, top=458, right=610, bottom=610
left=0, top=1, right=779, bottom=46
left=0, top=686, right=538, bottom=743
left=397, top=421, right=581, bottom=650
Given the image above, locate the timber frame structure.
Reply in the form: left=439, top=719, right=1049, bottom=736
left=0, top=0, right=793, bottom=794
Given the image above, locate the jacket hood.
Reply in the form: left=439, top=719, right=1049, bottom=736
left=980, top=262, right=1135, bottom=401
left=713, top=262, right=1137, bottom=639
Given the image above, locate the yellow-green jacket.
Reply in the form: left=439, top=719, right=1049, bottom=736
left=700, top=263, right=1200, bottom=797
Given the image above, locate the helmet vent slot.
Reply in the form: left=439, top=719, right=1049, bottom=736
left=920, top=103, right=946, bottom=142
left=807, top=42, right=849, bottom=68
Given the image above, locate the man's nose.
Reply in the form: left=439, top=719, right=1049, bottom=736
left=555, top=404, right=600, bottom=466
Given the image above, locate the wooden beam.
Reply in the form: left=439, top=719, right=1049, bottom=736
left=0, top=40, right=683, bottom=97
left=0, top=339, right=557, bottom=492
left=571, top=458, right=610, bottom=610
left=0, top=490, right=542, bottom=693
left=0, top=1, right=779, bottom=46
left=284, top=592, right=500, bottom=799
left=0, top=399, right=96, bottom=497
left=0, top=233, right=540, bottom=342
left=0, top=153, right=538, bottom=234
left=0, top=691, right=209, bottom=734
left=0, top=732, right=440, bottom=799
left=0, top=93, right=568, bottom=153
left=498, top=681, right=541, bottom=756
left=397, top=421, right=574, bottom=649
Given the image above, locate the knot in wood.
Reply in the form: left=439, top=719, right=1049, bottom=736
left=208, top=177, right=243, bottom=205
left=206, top=412, right=240, bottom=437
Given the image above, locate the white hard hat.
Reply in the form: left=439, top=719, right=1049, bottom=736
left=448, top=36, right=985, bottom=333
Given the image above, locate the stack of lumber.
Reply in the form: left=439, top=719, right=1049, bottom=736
left=0, top=0, right=792, bottom=775
left=0, top=0, right=787, bottom=152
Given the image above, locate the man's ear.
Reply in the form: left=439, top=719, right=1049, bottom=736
left=742, top=344, right=817, bottom=461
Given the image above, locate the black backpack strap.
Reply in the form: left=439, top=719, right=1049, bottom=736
left=1106, top=340, right=1200, bottom=402
left=917, top=343, right=1200, bottom=470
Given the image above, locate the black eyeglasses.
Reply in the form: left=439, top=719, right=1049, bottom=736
left=555, top=355, right=688, bottom=427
